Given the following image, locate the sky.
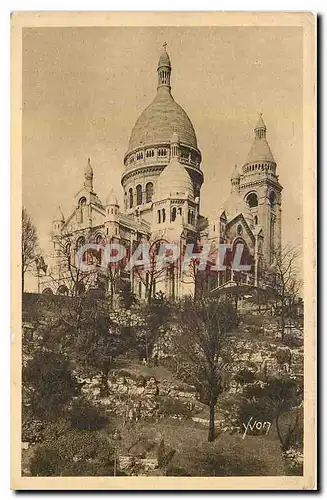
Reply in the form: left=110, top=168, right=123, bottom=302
left=22, top=26, right=303, bottom=280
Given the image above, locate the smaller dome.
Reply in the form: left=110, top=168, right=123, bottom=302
left=155, top=157, right=194, bottom=201
left=53, top=206, right=65, bottom=222
left=220, top=193, right=253, bottom=228
left=245, top=114, right=275, bottom=164
left=105, top=189, right=119, bottom=206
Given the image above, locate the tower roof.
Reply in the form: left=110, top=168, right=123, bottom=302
left=246, top=139, right=275, bottom=163
left=53, top=205, right=65, bottom=222
left=245, top=114, right=275, bottom=164
left=127, top=45, right=198, bottom=152
left=254, top=113, right=266, bottom=131
left=154, top=157, right=194, bottom=201
left=231, top=164, right=240, bottom=180
left=105, top=189, right=119, bottom=206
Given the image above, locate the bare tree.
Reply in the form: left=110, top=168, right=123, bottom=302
left=49, top=233, right=99, bottom=298
left=133, top=238, right=170, bottom=304
left=267, top=245, right=303, bottom=339
left=22, top=207, right=38, bottom=293
left=173, top=297, right=238, bottom=442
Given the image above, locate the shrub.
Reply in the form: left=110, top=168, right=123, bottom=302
left=22, top=413, right=45, bottom=444
left=30, top=430, right=114, bottom=476
left=283, top=334, right=302, bottom=349
left=70, top=398, right=109, bottom=431
left=23, top=350, right=81, bottom=420
left=30, top=446, right=62, bottom=476
left=157, top=396, right=193, bottom=418
left=167, top=434, right=285, bottom=476
left=234, top=368, right=257, bottom=385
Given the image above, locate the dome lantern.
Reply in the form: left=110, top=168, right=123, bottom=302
left=231, top=164, right=240, bottom=192
left=254, top=113, right=267, bottom=139
left=157, top=42, right=171, bottom=91
left=170, top=131, right=180, bottom=159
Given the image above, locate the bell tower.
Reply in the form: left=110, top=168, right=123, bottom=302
left=239, top=114, right=283, bottom=263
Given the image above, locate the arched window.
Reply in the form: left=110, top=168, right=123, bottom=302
left=171, top=206, right=176, bottom=221
left=269, top=190, right=276, bottom=207
left=145, top=182, right=153, bottom=203
left=129, top=188, right=133, bottom=208
left=78, top=197, right=87, bottom=223
left=157, top=210, right=161, bottom=224
left=254, top=215, right=258, bottom=225
left=246, top=193, right=258, bottom=208
left=178, top=207, right=182, bottom=216
left=96, top=234, right=103, bottom=244
left=162, top=208, right=166, bottom=223
left=136, top=185, right=142, bottom=205
left=76, top=236, right=85, bottom=250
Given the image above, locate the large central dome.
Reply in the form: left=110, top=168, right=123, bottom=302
left=121, top=44, right=203, bottom=218
left=127, top=44, right=198, bottom=152
left=128, top=89, right=198, bottom=150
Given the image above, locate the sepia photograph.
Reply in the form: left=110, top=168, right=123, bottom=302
left=11, top=12, right=316, bottom=490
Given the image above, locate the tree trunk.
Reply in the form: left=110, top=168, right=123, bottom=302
left=100, top=369, right=109, bottom=396
left=281, top=310, right=285, bottom=340
left=208, top=404, right=215, bottom=442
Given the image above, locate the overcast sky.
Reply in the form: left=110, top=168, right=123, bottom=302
left=23, top=26, right=303, bottom=265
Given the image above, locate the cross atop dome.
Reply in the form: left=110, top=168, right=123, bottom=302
left=163, top=41, right=167, bottom=50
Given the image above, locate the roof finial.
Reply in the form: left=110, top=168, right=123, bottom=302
left=84, top=157, right=93, bottom=191
left=163, top=41, right=167, bottom=51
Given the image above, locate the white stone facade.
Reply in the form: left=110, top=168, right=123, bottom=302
left=40, top=45, right=283, bottom=300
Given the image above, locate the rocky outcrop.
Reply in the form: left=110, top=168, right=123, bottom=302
left=80, top=370, right=201, bottom=422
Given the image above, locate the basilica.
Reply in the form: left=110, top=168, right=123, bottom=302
left=41, top=44, right=283, bottom=300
